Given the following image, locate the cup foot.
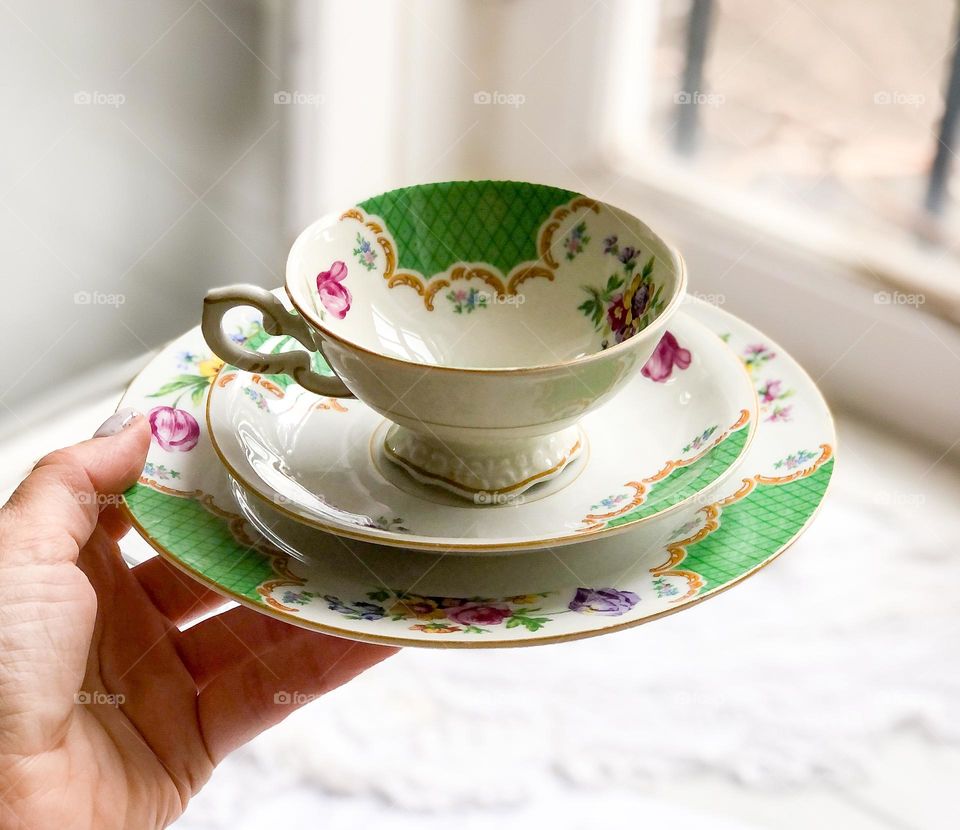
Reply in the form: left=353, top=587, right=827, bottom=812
left=383, top=424, right=584, bottom=503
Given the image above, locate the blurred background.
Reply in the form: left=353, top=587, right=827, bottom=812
left=2, top=1, right=959, bottom=828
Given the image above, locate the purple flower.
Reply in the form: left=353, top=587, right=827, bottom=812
left=316, top=260, right=351, bottom=319
left=603, top=234, right=618, bottom=253
left=618, top=245, right=637, bottom=266
left=569, top=587, right=640, bottom=616
left=147, top=406, right=200, bottom=452
left=630, top=281, right=651, bottom=319
left=642, top=331, right=692, bottom=383
left=324, top=595, right=386, bottom=620
left=352, top=601, right=387, bottom=620
left=445, top=603, right=513, bottom=626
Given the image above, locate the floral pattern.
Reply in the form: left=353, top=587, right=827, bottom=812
left=743, top=343, right=776, bottom=373
left=149, top=355, right=224, bottom=406
left=367, top=515, right=410, bottom=533
left=315, top=586, right=641, bottom=634
left=773, top=449, right=818, bottom=470
left=590, top=492, right=630, bottom=512
left=579, top=237, right=665, bottom=347
left=642, top=331, right=692, bottom=382
left=316, top=260, right=351, bottom=319
left=668, top=517, right=701, bottom=540
left=446, top=286, right=488, bottom=314
left=281, top=590, right=316, bottom=606
left=242, top=386, right=269, bottom=411
left=739, top=343, right=795, bottom=423
left=563, top=221, right=590, bottom=260
left=682, top=425, right=718, bottom=454
left=652, top=577, right=679, bottom=598
left=147, top=406, right=200, bottom=453
left=142, top=462, right=180, bottom=481
left=352, top=232, right=378, bottom=271
left=154, top=320, right=263, bottom=405
left=766, top=405, right=793, bottom=423
left=568, top=587, right=640, bottom=616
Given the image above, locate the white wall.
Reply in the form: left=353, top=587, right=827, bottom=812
left=0, top=0, right=285, bottom=434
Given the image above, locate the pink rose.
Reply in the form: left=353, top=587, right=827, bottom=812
left=607, top=294, right=628, bottom=332
left=444, top=603, right=513, bottom=626
left=760, top=380, right=782, bottom=403
left=316, top=260, right=351, bottom=319
left=641, top=331, right=692, bottom=383
left=147, top=406, right=200, bottom=452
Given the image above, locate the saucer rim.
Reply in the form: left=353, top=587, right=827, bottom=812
left=204, top=311, right=759, bottom=553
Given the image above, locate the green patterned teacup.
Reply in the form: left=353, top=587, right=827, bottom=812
left=202, top=180, right=687, bottom=500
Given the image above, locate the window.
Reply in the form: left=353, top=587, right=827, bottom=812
left=607, top=0, right=960, bottom=309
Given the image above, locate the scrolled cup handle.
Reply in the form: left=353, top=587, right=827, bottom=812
left=201, top=285, right=354, bottom=398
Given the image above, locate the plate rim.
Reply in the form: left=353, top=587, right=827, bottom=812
left=117, top=297, right=836, bottom=649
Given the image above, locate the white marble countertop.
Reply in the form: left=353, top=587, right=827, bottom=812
left=2, top=389, right=957, bottom=830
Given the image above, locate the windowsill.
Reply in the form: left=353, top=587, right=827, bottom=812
left=587, top=159, right=960, bottom=453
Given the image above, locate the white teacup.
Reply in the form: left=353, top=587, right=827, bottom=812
left=202, top=180, right=687, bottom=500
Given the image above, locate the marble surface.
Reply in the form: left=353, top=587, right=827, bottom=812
left=1, top=394, right=957, bottom=830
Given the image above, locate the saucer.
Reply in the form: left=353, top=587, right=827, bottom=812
left=119, top=296, right=835, bottom=648
left=205, top=311, right=757, bottom=552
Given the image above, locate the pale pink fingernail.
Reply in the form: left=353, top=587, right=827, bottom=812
left=93, top=407, right=141, bottom=438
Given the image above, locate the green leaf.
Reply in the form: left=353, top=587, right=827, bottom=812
left=605, top=274, right=624, bottom=294
left=513, top=615, right=550, bottom=632
left=190, top=384, right=207, bottom=406
left=148, top=375, right=208, bottom=398
left=641, top=255, right=655, bottom=279
left=367, top=589, right=391, bottom=602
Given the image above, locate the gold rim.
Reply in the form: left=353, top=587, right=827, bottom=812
left=203, top=316, right=760, bottom=553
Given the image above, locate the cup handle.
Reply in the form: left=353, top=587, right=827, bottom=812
left=201, top=285, right=354, bottom=399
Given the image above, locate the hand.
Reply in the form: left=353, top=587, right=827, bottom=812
left=0, top=409, right=395, bottom=829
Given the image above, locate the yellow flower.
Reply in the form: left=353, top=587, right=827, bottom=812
left=197, top=357, right=224, bottom=378
left=506, top=594, right=540, bottom=605
left=389, top=595, right=446, bottom=620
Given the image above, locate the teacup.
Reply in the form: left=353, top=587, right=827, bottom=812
left=202, top=180, right=686, bottom=501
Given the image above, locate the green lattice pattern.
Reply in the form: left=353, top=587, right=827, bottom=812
left=357, top=181, right=579, bottom=277
left=124, top=484, right=275, bottom=601
left=605, top=424, right=750, bottom=528
left=681, top=459, right=834, bottom=592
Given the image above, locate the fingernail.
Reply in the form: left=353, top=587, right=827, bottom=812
left=93, top=407, right=141, bottom=438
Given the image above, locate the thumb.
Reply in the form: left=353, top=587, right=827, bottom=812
left=0, top=408, right=151, bottom=565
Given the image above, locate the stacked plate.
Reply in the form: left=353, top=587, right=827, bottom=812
left=120, top=181, right=835, bottom=648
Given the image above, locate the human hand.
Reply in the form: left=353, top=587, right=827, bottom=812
left=0, top=409, right=395, bottom=829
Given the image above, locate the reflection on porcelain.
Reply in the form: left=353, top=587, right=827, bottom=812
left=201, top=181, right=687, bottom=499
left=204, top=310, right=756, bottom=553
left=117, top=297, right=835, bottom=648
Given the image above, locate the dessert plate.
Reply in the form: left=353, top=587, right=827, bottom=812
left=119, top=297, right=835, bottom=648
left=206, top=311, right=757, bottom=552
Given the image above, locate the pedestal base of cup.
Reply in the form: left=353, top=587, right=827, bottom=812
left=383, top=424, right=584, bottom=503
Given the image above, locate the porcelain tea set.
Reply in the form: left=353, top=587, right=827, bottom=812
left=118, top=180, right=835, bottom=647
